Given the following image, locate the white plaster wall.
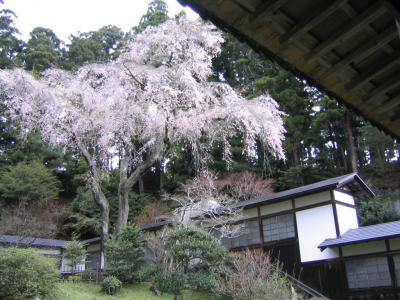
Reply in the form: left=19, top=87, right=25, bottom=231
left=389, top=238, right=400, bottom=250
left=296, top=205, right=339, bottom=262
left=342, top=240, right=386, bottom=256
left=333, top=190, right=355, bottom=205
left=294, top=191, right=331, bottom=208
left=100, top=252, right=105, bottom=269
left=37, top=248, right=61, bottom=256
left=259, top=200, right=292, bottom=216
left=336, top=204, right=359, bottom=235
left=242, top=207, right=258, bottom=218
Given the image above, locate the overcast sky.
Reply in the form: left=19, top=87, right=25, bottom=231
left=7, top=0, right=198, bottom=42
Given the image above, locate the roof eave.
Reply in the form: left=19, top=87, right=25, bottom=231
left=319, top=233, right=400, bottom=251
left=240, top=184, right=338, bottom=209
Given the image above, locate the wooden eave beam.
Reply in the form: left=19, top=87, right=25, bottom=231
left=279, top=0, right=348, bottom=46
left=389, top=109, right=400, bottom=122
left=364, top=72, right=400, bottom=104
left=249, top=0, right=289, bottom=24
left=304, top=2, right=386, bottom=63
left=320, top=26, right=397, bottom=79
left=345, top=50, right=400, bottom=91
left=231, top=0, right=252, bottom=14
left=374, top=95, right=400, bottom=114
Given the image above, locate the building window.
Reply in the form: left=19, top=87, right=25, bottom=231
left=222, top=220, right=261, bottom=248
left=393, top=255, right=400, bottom=286
left=345, top=256, right=391, bottom=289
left=86, top=252, right=101, bottom=270
left=262, top=214, right=295, bottom=242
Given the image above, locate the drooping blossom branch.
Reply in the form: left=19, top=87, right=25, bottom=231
left=0, top=18, right=285, bottom=240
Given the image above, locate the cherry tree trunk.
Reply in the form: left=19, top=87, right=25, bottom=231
left=88, top=174, right=110, bottom=244
left=116, top=182, right=130, bottom=235
left=77, top=141, right=110, bottom=244
left=115, top=153, right=159, bottom=235
left=116, top=155, right=129, bottom=235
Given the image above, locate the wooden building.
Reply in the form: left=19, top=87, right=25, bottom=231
left=320, top=221, right=400, bottom=299
left=0, top=235, right=101, bottom=273
left=220, top=173, right=400, bottom=299
left=2, top=173, right=399, bottom=298
left=0, top=221, right=174, bottom=274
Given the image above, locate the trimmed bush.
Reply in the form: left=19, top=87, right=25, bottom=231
left=139, top=227, right=227, bottom=295
left=187, top=272, right=217, bottom=292
left=102, top=275, right=122, bottom=295
left=165, top=226, right=227, bottom=273
left=104, top=224, right=144, bottom=282
left=164, top=227, right=227, bottom=293
left=153, top=270, right=187, bottom=296
left=0, top=247, right=59, bottom=300
left=137, top=263, right=163, bottom=282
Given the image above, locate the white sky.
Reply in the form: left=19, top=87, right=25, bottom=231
left=7, top=0, right=199, bottom=43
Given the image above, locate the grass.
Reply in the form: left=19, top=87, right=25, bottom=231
left=55, top=281, right=227, bottom=300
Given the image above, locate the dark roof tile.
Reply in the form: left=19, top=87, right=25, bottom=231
left=235, top=173, right=373, bottom=209
left=0, top=235, right=69, bottom=248
left=319, top=220, right=400, bottom=250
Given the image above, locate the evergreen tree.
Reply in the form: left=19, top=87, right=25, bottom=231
left=0, top=160, right=61, bottom=203
left=135, top=0, right=169, bottom=33
left=67, top=25, right=124, bottom=69
left=20, top=27, right=63, bottom=73
left=0, top=2, right=24, bottom=69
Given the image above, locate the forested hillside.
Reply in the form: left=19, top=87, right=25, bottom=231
left=0, top=0, right=398, bottom=240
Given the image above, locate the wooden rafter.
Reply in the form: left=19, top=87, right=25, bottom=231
left=249, top=0, right=289, bottom=24
left=304, top=2, right=386, bottom=63
left=320, top=26, right=396, bottom=79
left=390, top=109, right=400, bottom=122
left=364, top=73, right=400, bottom=104
left=231, top=0, right=252, bottom=14
left=374, top=95, right=400, bottom=114
left=279, top=0, right=348, bottom=46
left=345, top=50, right=400, bottom=91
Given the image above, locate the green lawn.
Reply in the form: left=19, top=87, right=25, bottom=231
left=55, top=281, right=227, bottom=300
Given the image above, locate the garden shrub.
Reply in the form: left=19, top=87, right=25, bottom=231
left=164, top=226, right=227, bottom=293
left=104, top=224, right=144, bottom=282
left=102, top=275, right=122, bottom=295
left=186, top=272, right=218, bottom=292
left=0, top=247, right=59, bottom=300
left=137, top=263, right=163, bottom=282
left=153, top=270, right=187, bottom=296
left=217, top=248, right=293, bottom=300
left=165, top=226, right=227, bottom=273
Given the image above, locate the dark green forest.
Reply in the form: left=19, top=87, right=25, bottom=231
left=0, top=0, right=398, bottom=240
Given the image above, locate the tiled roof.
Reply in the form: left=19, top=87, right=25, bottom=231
left=319, top=220, right=400, bottom=250
left=0, top=221, right=175, bottom=249
left=235, top=173, right=373, bottom=209
left=0, top=235, right=69, bottom=248
left=78, top=222, right=175, bottom=245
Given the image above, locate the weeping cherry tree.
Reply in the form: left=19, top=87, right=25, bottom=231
left=0, top=18, right=285, bottom=243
